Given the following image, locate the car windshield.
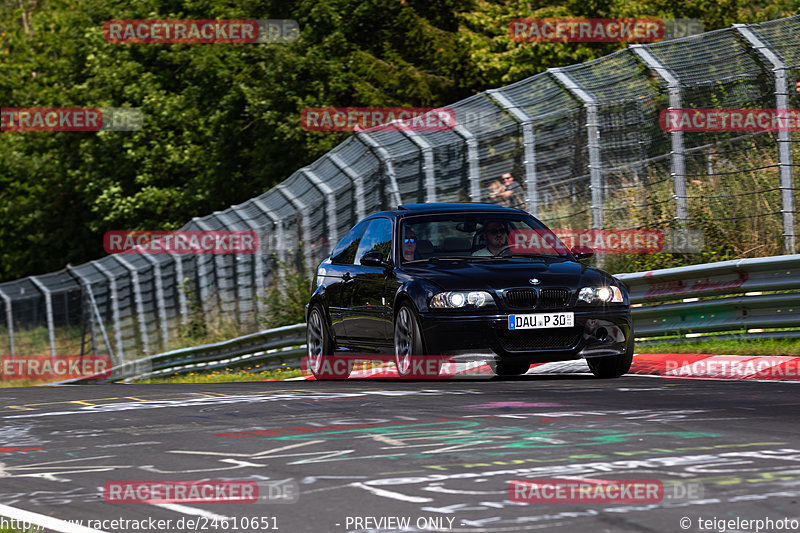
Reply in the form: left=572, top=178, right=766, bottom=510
left=400, top=213, right=573, bottom=264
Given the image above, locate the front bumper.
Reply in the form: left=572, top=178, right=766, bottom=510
left=418, top=308, right=631, bottom=362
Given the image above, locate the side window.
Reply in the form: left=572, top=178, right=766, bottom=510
left=354, top=218, right=393, bottom=264
left=330, top=220, right=369, bottom=265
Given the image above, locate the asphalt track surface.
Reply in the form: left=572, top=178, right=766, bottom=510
left=0, top=375, right=799, bottom=533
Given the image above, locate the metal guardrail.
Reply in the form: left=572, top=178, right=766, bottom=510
left=58, top=254, right=800, bottom=383
left=616, top=254, right=800, bottom=340
left=58, top=323, right=306, bottom=384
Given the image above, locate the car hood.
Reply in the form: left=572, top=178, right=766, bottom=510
left=402, top=259, right=614, bottom=291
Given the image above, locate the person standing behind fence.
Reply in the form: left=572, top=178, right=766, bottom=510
left=487, top=179, right=510, bottom=207
left=498, top=173, right=526, bottom=210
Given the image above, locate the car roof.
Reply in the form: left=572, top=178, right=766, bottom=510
left=398, top=202, right=519, bottom=212
left=361, top=203, right=527, bottom=222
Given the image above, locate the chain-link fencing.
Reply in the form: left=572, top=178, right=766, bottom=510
left=2, top=16, right=799, bottom=363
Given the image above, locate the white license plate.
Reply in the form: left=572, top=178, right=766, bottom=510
left=508, top=312, right=574, bottom=330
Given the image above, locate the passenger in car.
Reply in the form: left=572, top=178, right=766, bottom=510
left=403, top=228, right=418, bottom=261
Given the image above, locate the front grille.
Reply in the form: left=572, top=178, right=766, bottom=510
left=504, top=289, right=537, bottom=309
left=498, top=327, right=583, bottom=351
left=538, top=288, right=571, bottom=308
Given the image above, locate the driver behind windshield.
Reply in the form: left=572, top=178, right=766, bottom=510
left=472, top=220, right=508, bottom=256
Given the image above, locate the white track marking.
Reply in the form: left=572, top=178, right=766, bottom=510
left=0, top=503, right=108, bottom=533
left=153, top=503, right=234, bottom=521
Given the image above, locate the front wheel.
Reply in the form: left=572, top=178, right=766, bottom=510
left=587, top=339, right=634, bottom=379
left=307, top=305, right=351, bottom=380
left=394, top=305, right=434, bottom=378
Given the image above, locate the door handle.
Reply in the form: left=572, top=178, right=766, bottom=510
left=342, top=272, right=353, bottom=282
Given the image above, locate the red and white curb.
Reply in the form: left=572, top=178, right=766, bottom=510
left=285, top=354, right=800, bottom=382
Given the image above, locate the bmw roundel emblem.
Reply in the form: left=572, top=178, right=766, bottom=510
left=529, top=278, right=540, bottom=285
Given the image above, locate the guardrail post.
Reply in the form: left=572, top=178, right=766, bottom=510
left=487, top=89, right=539, bottom=216
left=330, top=153, right=368, bottom=218
left=301, top=168, right=339, bottom=253
left=93, top=260, right=124, bottom=361
left=398, top=129, right=436, bottom=203
left=0, top=288, right=14, bottom=356
left=630, top=44, right=688, bottom=227
left=112, top=255, right=151, bottom=356
left=452, top=124, right=482, bottom=202
left=276, top=183, right=314, bottom=278
left=29, top=276, right=56, bottom=358
left=139, top=254, right=169, bottom=352
left=733, top=24, right=796, bottom=254
left=549, top=68, right=604, bottom=230
left=354, top=134, right=403, bottom=208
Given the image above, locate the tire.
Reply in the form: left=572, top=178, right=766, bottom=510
left=587, top=338, right=634, bottom=379
left=492, top=359, right=531, bottom=376
left=394, top=304, right=435, bottom=378
left=306, top=304, right=351, bottom=380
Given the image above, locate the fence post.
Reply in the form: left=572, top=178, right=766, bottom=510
left=194, top=218, right=230, bottom=317
left=549, top=68, right=605, bottom=230
left=487, top=88, right=539, bottom=216
left=452, top=124, right=482, bottom=202
left=172, top=253, right=189, bottom=327
left=229, top=204, right=268, bottom=324
left=276, top=183, right=314, bottom=277
left=630, top=44, right=688, bottom=227
left=302, top=168, right=339, bottom=252
left=112, top=255, right=151, bottom=356
left=355, top=134, right=403, bottom=208
left=29, top=276, right=56, bottom=358
left=399, top=129, right=437, bottom=203
left=0, top=288, right=14, bottom=356
left=92, top=260, right=124, bottom=361
left=215, top=212, right=245, bottom=328
left=252, top=198, right=286, bottom=286
left=139, top=254, right=169, bottom=352
left=329, top=153, right=368, bottom=218
left=66, top=265, right=115, bottom=359
left=733, top=24, right=796, bottom=253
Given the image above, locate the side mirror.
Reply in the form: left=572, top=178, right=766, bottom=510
left=360, top=251, right=391, bottom=268
left=572, top=246, right=594, bottom=260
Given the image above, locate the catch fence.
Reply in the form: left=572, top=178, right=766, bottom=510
left=2, top=16, right=800, bottom=362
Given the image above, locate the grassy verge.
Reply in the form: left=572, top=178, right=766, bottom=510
left=135, top=365, right=305, bottom=384
left=637, top=338, right=800, bottom=357
left=133, top=361, right=385, bottom=384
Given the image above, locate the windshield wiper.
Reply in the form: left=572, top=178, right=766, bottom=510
left=404, top=256, right=494, bottom=264
left=503, top=253, right=568, bottom=260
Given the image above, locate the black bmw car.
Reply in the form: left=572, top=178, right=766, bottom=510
left=305, top=203, right=633, bottom=379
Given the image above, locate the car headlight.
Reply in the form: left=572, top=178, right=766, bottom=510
left=430, top=291, right=496, bottom=309
left=578, top=285, right=624, bottom=303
